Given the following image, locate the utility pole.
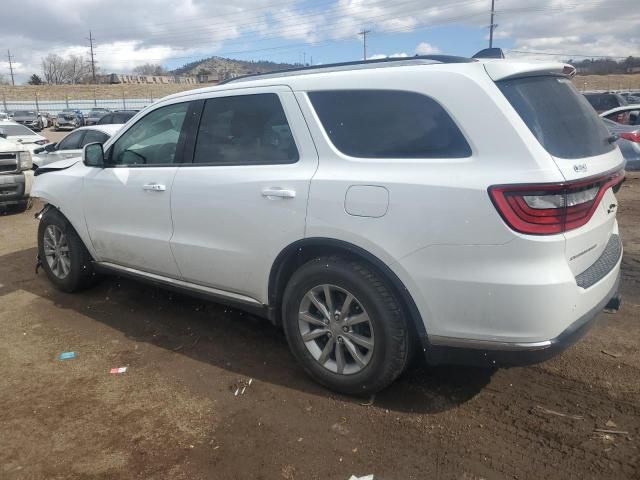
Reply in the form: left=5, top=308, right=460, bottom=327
left=7, top=50, right=15, bottom=86
left=88, top=31, right=97, bottom=84
left=489, top=0, right=496, bottom=48
left=359, top=29, right=371, bottom=61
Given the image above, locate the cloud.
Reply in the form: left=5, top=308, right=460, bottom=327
left=415, top=42, right=441, bottom=55
left=1, top=0, right=638, bottom=83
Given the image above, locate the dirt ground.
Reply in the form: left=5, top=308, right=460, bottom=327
left=0, top=168, right=639, bottom=479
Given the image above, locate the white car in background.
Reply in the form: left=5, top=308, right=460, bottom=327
left=0, top=121, right=51, bottom=154
left=33, top=124, right=122, bottom=168
left=0, top=135, right=33, bottom=213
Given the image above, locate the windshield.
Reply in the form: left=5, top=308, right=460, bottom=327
left=0, top=124, right=36, bottom=136
left=498, top=76, right=615, bottom=159
left=14, top=111, right=36, bottom=116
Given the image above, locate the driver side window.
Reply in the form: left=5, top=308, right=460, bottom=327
left=109, top=102, right=189, bottom=166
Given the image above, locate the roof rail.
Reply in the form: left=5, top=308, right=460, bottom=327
left=220, top=55, right=475, bottom=85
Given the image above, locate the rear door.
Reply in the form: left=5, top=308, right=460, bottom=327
left=170, top=87, right=318, bottom=302
left=497, top=75, right=624, bottom=275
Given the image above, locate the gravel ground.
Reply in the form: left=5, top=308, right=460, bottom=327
left=0, top=168, right=638, bottom=479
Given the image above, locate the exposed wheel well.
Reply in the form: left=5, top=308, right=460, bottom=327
left=268, top=238, right=427, bottom=348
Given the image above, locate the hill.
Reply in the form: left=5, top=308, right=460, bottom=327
left=171, top=56, right=297, bottom=80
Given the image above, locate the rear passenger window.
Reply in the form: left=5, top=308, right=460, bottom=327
left=193, top=93, right=299, bottom=165
left=308, top=90, right=471, bottom=158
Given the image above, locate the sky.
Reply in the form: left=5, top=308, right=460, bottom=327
left=1, top=0, right=639, bottom=84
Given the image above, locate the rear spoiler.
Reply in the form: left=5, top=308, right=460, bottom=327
left=483, top=61, right=577, bottom=81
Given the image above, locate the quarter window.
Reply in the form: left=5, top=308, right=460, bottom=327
left=193, top=93, right=299, bottom=165
left=110, top=102, right=189, bottom=166
left=308, top=90, right=471, bottom=158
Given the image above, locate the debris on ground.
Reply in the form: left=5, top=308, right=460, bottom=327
left=232, top=378, right=253, bottom=396
left=59, top=352, right=76, bottom=360
left=110, top=367, right=127, bottom=374
left=601, top=350, right=622, bottom=358
left=534, top=406, right=583, bottom=420
left=594, top=428, right=629, bottom=435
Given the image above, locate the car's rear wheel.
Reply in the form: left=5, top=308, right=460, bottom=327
left=282, top=256, right=410, bottom=394
left=38, top=208, right=98, bottom=292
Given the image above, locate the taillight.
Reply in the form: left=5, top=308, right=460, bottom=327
left=35, top=139, right=48, bottom=145
left=620, top=131, right=640, bottom=143
left=489, top=170, right=625, bottom=235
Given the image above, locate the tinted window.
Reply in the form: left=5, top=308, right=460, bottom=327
left=499, top=77, right=615, bottom=159
left=81, top=130, right=110, bottom=146
left=308, top=90, right=470, bottom=158
left=584, top=93, right=627, bottom=112
left=57, top=130, right=85, bottom=150
left=193, top=93, right=298, bottom=165
left=96, top=114, right=113, bottom=124
left=113, top=112, right=135, bottom=123
left=110, top=102, right=189, bottom=166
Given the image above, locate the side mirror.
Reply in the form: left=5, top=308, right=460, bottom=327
left=46, top=142, right=57, bottom=152
left=83, top=142, right=105, bottom=168
left=0, top=128, right=6, bottom=139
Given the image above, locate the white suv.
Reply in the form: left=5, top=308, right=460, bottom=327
left=32, top=56, right=624, bottom=393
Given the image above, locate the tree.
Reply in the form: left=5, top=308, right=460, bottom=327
left=41, top=53, right=66, bottom=84
left=0, top=73, right=9, bottom=85
left=41, top=53, right=93, bottom=84
left=28, top=74, right=43, bottom=85
left=132, top=63, right=168, bottom=76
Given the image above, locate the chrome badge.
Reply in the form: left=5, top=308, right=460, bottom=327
left=573, top=163, right=588, bottom=173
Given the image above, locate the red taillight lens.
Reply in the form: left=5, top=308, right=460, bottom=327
left=489, top=170, right=625, bottom=235
left=620, top=131, right=640, bottom=143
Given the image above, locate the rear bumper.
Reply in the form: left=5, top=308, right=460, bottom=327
left=424, top=270, right=621, bottom=367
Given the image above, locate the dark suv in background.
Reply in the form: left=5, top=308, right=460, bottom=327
left=96, top=110, right=138, bottom=125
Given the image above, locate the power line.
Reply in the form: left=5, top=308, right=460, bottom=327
left=358, top=29, right=372, bottom=61
left=88, top=31, right=97, bottom=83
left=7, top=50, right=15, bottom=86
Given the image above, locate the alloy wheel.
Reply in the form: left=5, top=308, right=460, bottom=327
left=43, top=225, right=71, bottom=279
left=298, top=284, right=375, bottom=375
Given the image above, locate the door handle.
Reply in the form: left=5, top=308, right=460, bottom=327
left=143, top=183, right=166, bottom=192
left=261, top=188, right=296, bottom=199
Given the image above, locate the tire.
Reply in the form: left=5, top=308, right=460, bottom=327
left=282, top=255, right=410, bottom=394
left=37, top=208, right=98, bottom=292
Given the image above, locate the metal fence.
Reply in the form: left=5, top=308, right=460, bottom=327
left=2, top=98, right=152, bottom=115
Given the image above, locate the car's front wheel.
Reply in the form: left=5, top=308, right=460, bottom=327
left=282, top=256, right=410, bottom=394
left=38, top=208, right=98, bottom=292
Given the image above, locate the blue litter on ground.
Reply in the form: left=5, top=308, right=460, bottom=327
left=59, top=352, right=76, bottom=360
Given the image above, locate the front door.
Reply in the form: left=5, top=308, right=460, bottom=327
left=83, top=101, right=192, bottom=277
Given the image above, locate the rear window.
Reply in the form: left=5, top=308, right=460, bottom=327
left=498, top=76, right=614, bottom=159
left=308, top=90, right=471, bottom=159
left=584, top=93, right=626, bottom=111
